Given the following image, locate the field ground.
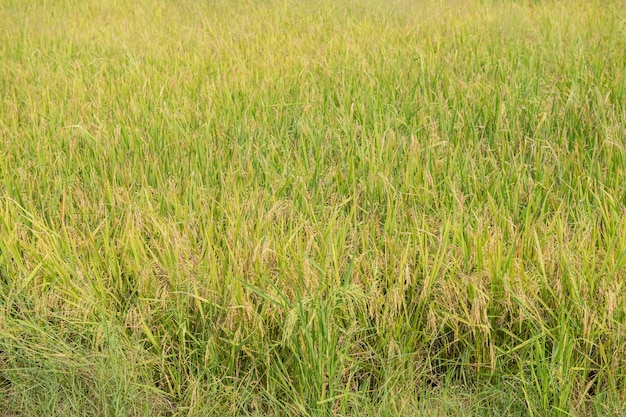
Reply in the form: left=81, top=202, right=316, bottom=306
left=1, top=0, right=626, bottom=415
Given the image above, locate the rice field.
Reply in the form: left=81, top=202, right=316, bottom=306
left=1, top=0, right=625, bottom=415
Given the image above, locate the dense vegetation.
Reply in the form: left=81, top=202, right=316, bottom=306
left=1, top=0, right=625, bottom=415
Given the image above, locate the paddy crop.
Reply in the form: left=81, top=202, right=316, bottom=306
left=1, top=0, right=625, bottom=415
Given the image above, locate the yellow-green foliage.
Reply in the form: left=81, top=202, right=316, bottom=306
left=1, top=0, right=625, bottom=415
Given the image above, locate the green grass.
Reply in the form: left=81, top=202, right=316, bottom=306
left=1, top=0, right=625, bottom=415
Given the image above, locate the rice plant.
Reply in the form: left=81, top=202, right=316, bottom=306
left=1, top=0, right=625, bottom=415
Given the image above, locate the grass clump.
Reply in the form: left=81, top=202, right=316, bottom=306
left=1, top=0, right=625, bottom=415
